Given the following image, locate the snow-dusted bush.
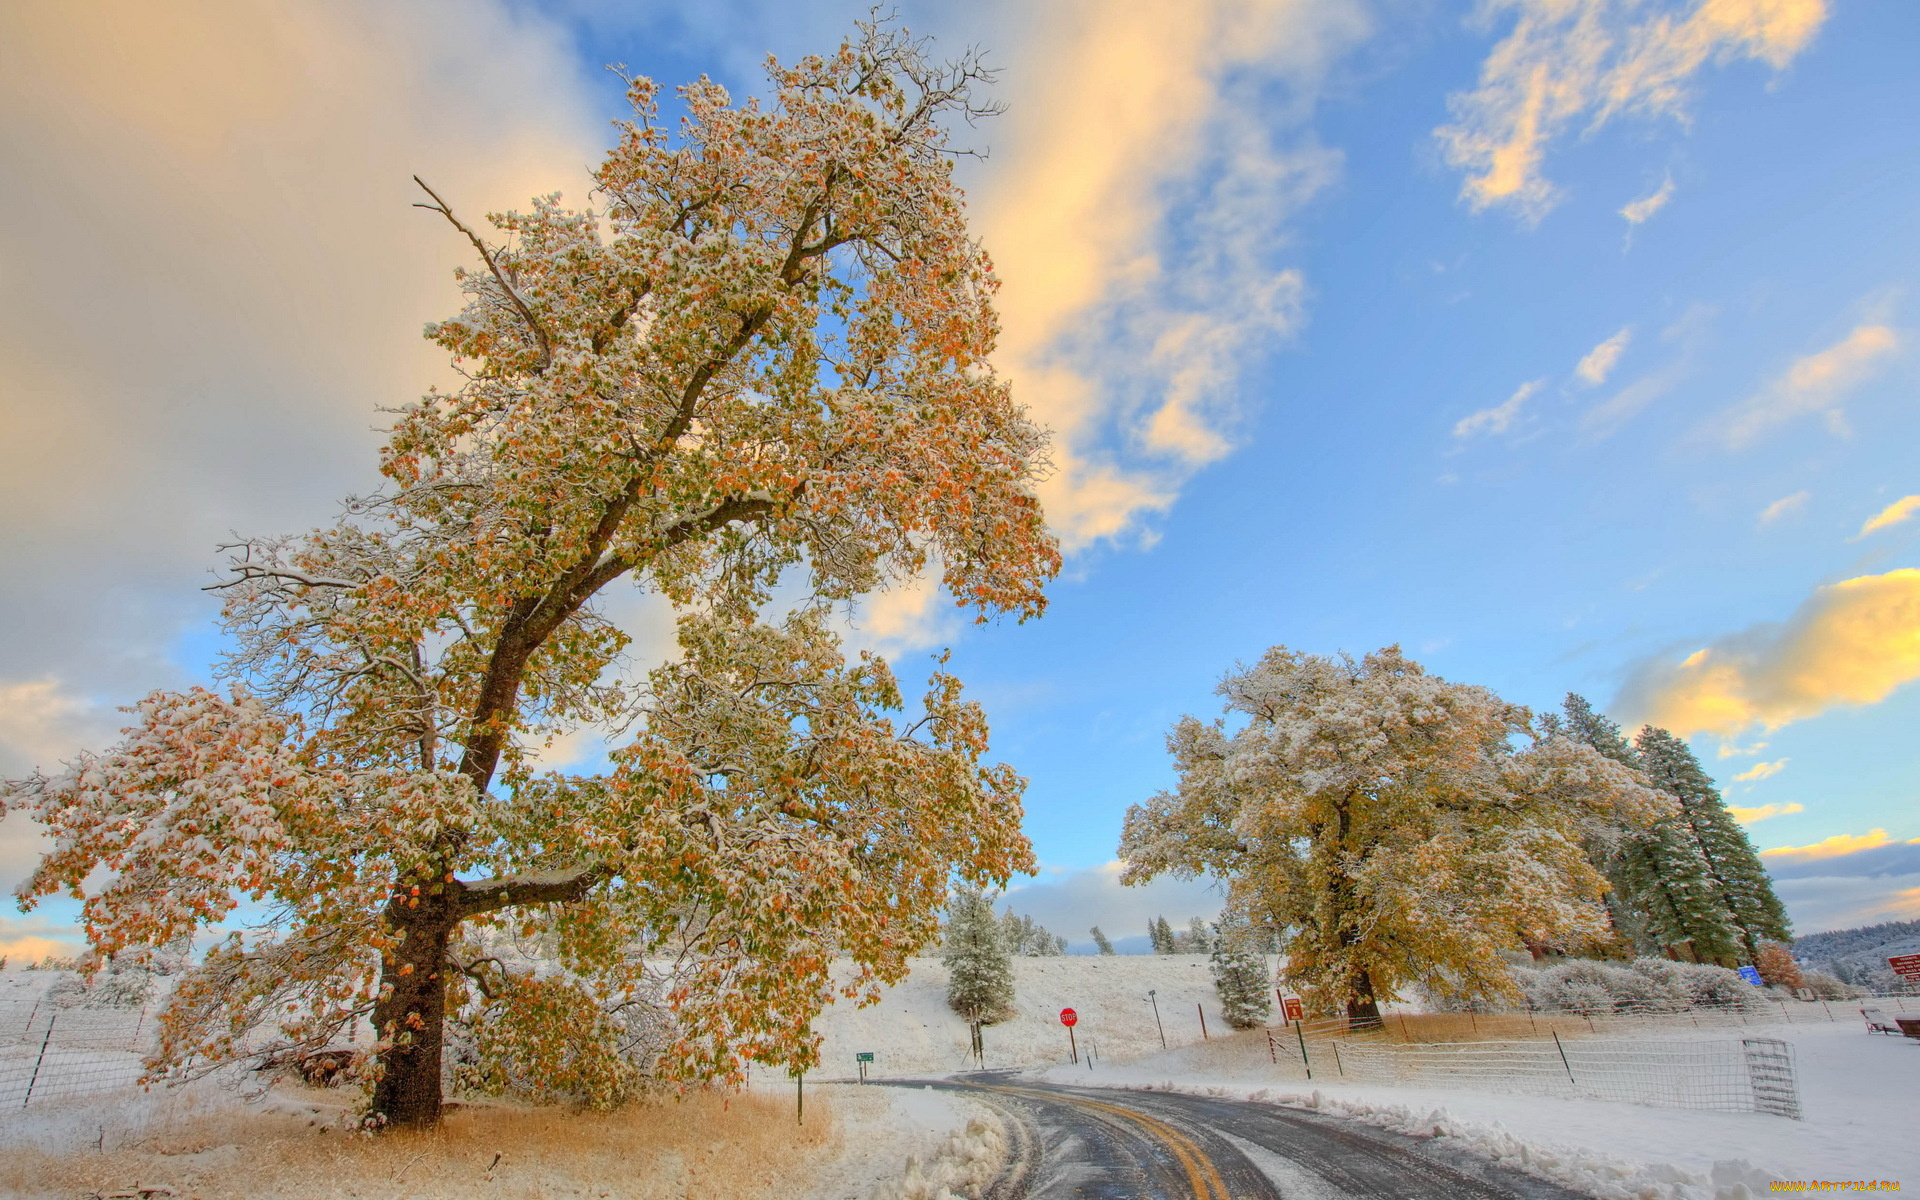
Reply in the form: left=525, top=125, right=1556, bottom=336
left=1799, top=969, right=1858, bottom=1000
left=1512, top=957, right=1767, bottom=1012
left=44, top=961, right=155, bottom=1009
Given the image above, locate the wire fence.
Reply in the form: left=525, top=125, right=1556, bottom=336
left=0, top=1000, right=154, bottom=1110
left=1331, top=1035, right=1802, bottom=1119
left=1283, top=992, right=1919, bottom=1045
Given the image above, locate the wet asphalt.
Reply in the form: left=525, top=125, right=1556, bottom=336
left=882, top=1074, right=1591, bottom=1200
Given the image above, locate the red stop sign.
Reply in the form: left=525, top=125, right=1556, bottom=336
left=1060, top=1007, right=1078, bottom=1027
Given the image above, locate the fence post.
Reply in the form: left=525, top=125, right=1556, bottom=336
left=23, top=1013, right=56, bottom=1109
left=1267, top=1029, right=1276, bottom=1064
left=1551, top=1030, right=1576, bottom=1088
left=1198, top=1004, right=1208, bottom=1041
left=1331, top=1041, right=1344, bottom=1076
left=1296, top=1021, right=1312, bottom=1080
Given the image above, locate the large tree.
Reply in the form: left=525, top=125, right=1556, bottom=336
left=1120, top=647, right=1671, bottom=1026
left=2, top=25, right=1056, bottom=1129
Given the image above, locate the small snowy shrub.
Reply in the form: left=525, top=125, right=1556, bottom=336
left=1513, top=957, right=1766, bottom=1012
left=1799, top=969, right=1856, bottom=1000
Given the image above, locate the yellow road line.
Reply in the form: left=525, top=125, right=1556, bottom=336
left=968, top=1083, right=1231, bottom=1200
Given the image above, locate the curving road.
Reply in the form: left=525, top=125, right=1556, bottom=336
left=887, top=1074, right=1587, bottom=1200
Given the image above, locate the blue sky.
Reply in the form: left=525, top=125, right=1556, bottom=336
left=1, top=0, right=1914, bottom=958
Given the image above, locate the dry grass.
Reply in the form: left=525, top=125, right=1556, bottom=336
left=0, top=1085, right=841, bottom=1200
left=1358, top=1011, right=1603, bottom=1044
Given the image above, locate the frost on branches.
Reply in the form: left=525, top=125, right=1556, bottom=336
left=1119, top=646, right=1673, bottom=1027
left=0, top=23, right=1055, bottom=1130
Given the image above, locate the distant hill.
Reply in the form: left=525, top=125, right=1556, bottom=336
left=1793, top=919, right=1920, bottom=991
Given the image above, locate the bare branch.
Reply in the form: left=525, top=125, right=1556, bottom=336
left=413, top=176, right=554, bottom=375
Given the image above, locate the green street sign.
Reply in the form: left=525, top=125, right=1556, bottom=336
left=856, top=1052, right=875, bottom=1063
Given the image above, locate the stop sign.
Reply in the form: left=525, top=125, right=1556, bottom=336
left=1060, top=1007, right=1078, bottom=1027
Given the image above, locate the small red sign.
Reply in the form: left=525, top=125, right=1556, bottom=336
left=1282, top=996, right=1304, bottom=1022
left=1059, top=1007, right=1078, bottom=1027
left=1890, top=954, right=1920, bottom=980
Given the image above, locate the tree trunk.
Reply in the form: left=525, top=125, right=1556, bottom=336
left=369, top=895, right=457, bottom=1129
left=1346, top=967, right=1383, bottom=1030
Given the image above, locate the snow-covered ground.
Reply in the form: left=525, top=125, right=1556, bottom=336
left=1032, top=1017, right=1919, bottom=1199
left=798, top=953, right=1285, bottom=1079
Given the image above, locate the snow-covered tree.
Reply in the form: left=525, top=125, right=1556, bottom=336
left=1149, top=916, right=1177, bottom=954
left=1089, top=926, right=1114, bottom=955
left=997, top=909, right=1066, bottom=956
left=1175, top=916, right=1214, bottom=954
left=1561, top=695, right=1739, bottom=963
left=1635, top=727, right=1791, bottom=960
left=1120, top=646, right=1673, bottom=1025
left=1209, top=915, right=1271, bottom=1029
left=0, top=24, right=1056, bottom=1130
left=943, top=884, right=1014, bottom=1025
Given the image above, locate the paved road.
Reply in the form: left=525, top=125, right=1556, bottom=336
left=888, top=1074, right=1588, bottom=1200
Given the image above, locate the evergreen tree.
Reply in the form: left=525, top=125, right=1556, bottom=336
left=998, top=909, right=1066, bottom=956
left=1090, top=926, right=1115, bottom=955
left=943, top=884, right=1014, bottom=1025
left=1182, top=916, right=1215, bottom=954
left=1635, top=726, right=1792, bottom=958
left=1561, top=694, right=1738, bottom=962
left=1209, top=915, right=1273, bottom=1029
left=1150, top=916, right=1177, bottom=954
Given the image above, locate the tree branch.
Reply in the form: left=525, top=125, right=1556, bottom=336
left=414, top=176, right=554, bottom=375
left=455, top=867, right=604, bottom=919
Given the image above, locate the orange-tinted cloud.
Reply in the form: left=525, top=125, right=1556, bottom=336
left=1576, top=328, right=1632, bottom=386
left=1857, top=495, right=1920, bottom=539
left=1762, top=829, right=1907, bottom=862
left=1731, top=758, right=1789, bottom=782
left=1757, top=491, right=1810, bottom=526
left=976, top=0, right=1367, bottom=548
left=1620, top=178, right=1675, bottom=225
left=1439, top=0, right=1826, bottom=221
left=1712, top=325, right=1900, bottom=449
left=1726, top=801, right=1803, bottom=823
left=1616, top=568, right=1920, bottom=736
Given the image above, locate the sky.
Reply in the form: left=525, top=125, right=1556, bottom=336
left=1, top=0, right=1916, bottom=961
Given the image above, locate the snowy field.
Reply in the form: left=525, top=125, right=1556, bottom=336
left=3, top=959, right=1912, bottom=1199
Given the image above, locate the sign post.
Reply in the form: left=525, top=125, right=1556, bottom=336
left=855, top=1051, right=874, bottom=1083
left=1060, top=1007, right=1078, bottom=1064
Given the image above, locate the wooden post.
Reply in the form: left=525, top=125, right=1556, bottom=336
left=1295, top=1020, right=1312, bottom=1080
left=795, top=1070, right=803, bottom=1125
left=1267, top=1029, right=1277, bottom=1064
left=1068, top=1024, right=1078, bottom=1064
left=1198, top=1004, right=1209, bottom=1041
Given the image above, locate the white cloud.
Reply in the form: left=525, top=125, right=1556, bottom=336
left=1757, top=491, right=1810, bottom=526
left=1438, top=0, right=1827, bottom=221
left=1711, top=324, right=1901, bottom=449
left=1575, top=327, right=1632, bottom=385
left=974, top=0, right=1368, bottom=548
left=1856, top=495, right=1920, bottom=539
left=1762, top=829, right=1907, bottom=862
left=1454, top=379, right=1545, bottom=439
left=1619, top=177, right=1676, bottom=225
left=998, top=861, right=1224, bottom=951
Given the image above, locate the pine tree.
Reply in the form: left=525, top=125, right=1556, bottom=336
left=1635, top=727, right=1792, bottom=958
left=1150, top=916, right=1177, bottom=955
left=1183, top=916, right=1215, bottom=955
left=1561, top=694, right=1734, bottom=962
left=1090, top=926, right=1115, bottom=955
left=943, top=884, right=1014, bottom=1025
left=1209, top=915, right=1273, bottom=1029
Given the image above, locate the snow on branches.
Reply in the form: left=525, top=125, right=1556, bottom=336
left=1, top=19, right=1054, bottom=1127
left=1119, top=646, right=1673, bottom=1022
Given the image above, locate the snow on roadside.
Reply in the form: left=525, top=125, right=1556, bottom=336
left=1033, top=1019, right=1918, bottom=1199
left=802, top=1083, right=1006, bottom=1200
